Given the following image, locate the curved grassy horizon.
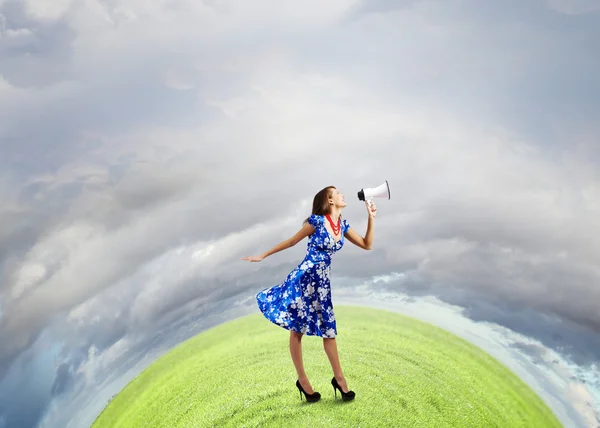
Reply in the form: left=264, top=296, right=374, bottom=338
left=92, top=305, right=561, bottom=427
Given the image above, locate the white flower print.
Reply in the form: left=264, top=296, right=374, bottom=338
left=275, top=310, right=287, bottom=324
left=305, top=283, right=315, bottom=296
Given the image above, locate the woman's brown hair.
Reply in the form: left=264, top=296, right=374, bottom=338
left=303, top=186, right=341, bottom=225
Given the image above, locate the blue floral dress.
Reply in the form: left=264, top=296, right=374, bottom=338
left=256, top=214, right=350, bottom=338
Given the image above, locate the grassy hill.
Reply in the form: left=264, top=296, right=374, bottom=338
left=92, top=305, right=561, bottom=427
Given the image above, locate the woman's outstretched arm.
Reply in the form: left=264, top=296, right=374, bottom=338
left=242, top=222, right=315, bottom=262
left=344, top=201, right=376, bottom=250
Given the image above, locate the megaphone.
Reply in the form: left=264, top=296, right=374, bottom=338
left=357, top=180, right=390, bottom=206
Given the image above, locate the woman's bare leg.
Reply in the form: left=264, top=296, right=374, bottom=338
left=323, top=337, right=350, bottom=392
left=290, top=330, right=314, bottom=394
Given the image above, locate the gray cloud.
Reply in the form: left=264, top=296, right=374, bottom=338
left=50, top=363, right=78, bottom=397
left=0, top=0, right=76, bottom=88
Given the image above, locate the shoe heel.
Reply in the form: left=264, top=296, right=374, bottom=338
left=331, top=377, right=356, bottom=401
left=296, top=379, right=321, bottom=403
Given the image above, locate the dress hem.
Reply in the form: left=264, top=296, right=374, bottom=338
left=257, top=298, right=337, bottom=338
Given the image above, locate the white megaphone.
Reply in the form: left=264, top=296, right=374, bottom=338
left=357, top=180, right=390, bottom=207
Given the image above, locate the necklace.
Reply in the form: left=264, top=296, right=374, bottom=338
left=325, top=214, right=341, bottom=236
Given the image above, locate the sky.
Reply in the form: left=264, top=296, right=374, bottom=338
left=0, top=0, right=599, bottom=427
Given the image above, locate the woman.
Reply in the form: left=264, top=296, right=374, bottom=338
left=242, top=185, right=376, bottom=403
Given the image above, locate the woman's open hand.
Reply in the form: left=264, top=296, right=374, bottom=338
left=242, top=255, right=264, bottom=262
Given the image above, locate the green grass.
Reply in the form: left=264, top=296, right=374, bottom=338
left=92, top=305, right=562, bottom=427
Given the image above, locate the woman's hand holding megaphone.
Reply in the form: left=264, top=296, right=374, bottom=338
left=366, top=200, right=377, bottom=218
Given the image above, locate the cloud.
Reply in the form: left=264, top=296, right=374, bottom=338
left=567, top=382, right=599, bottom=427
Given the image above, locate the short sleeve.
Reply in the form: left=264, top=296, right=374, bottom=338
left=342, top=218, right=350, bottom=234
left=307, top=214, right=321, bottom=228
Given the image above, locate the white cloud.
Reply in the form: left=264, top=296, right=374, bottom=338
left=76, top=338, right=130, bottom=385
left=11, top=263, right=47, bottom=300
left=0, top=75, right=11, bottom=91
left=567, top=382, right=598, bottom=427
left=24, top=0, right=73, bottom=21
left=3, top=28, right=34, bottom=39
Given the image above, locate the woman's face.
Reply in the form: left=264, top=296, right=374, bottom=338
left=330, top=188, right=347, bottom=208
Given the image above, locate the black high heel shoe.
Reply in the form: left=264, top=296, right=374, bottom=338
left=331, top=377, right=355, bottom=401
left=296, top=379, right=321, bottom=402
